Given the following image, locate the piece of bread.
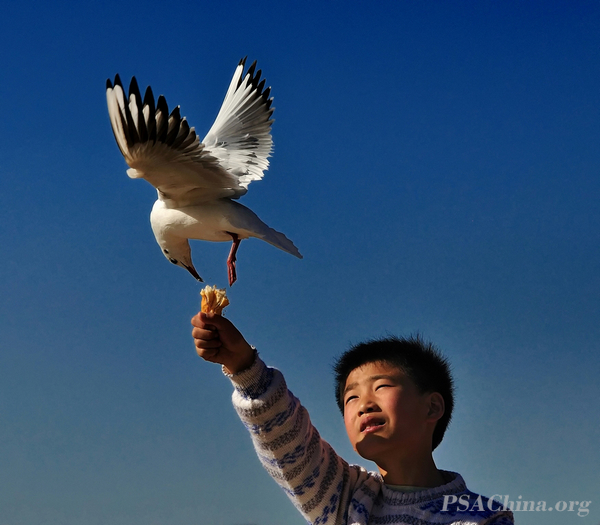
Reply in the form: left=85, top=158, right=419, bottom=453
left=200, top=285, right=230, bottom=315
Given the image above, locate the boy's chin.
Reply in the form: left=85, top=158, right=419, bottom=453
left=354, top=435, right=390, bottom=462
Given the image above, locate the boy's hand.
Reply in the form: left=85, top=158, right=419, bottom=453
left=191, top=312, right=255, bottom=374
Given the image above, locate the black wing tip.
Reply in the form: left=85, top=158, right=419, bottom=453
left=238, top=59, right=272, bottom=104
left=107, top=73, right=124, bottom=90
left=252, top=68, right=262, bottom=88
left=156, top=94, right=169, bottom=114
left=236, top=59, right=272, bottom=100
left=246, top=60, right=258, bottom=80
left=165, top=105, right=183, bottom=146
left=257, top=78, right=265, bottom=91
left=128, top=76, right=141, bottom=98
left=143, top=85, right=155, bottom=107
left=265, top=96, right=274, bottom=112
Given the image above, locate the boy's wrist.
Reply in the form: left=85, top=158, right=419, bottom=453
left=223, top=346, right=257, bottom=375
left=225, top=350, right=273, bottom=399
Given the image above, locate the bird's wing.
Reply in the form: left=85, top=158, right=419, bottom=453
left=201, top=57, right=274, bottom=193
left=106, top=74, right=248, bottom=207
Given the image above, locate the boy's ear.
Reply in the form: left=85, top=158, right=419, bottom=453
left=426, top=392, right=445, bottom=422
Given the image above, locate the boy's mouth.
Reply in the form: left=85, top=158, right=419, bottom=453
left=360, top=417, right=386, bottom=433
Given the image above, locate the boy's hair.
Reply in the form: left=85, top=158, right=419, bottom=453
left=333, top=335, right=454, bottom=451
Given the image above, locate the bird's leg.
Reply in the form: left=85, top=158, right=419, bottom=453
left=227, top=233, right=241, bottom=286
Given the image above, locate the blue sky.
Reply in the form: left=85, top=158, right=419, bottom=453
left=1, top=1, right=599, bottom=524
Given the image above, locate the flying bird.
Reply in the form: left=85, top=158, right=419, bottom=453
left=106, top=58, right=302, bottom=286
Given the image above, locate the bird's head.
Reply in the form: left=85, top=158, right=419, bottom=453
left=158, top=239, right=203, bottom=282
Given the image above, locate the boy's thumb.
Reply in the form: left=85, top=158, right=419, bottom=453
left=200, top=312, right=228, bottom=329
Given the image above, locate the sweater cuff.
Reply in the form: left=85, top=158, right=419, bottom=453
left=223, top=349, right=273, bottom=399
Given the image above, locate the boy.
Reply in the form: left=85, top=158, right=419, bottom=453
left=191, top=312, right=514, bottom=525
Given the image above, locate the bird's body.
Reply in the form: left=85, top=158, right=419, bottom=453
left=106, top=58, right=301, bottom=285
left=150, top=199, right=301, bottom=250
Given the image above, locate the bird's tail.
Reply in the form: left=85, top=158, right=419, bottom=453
left=259, top=227, right=303, bottom=259
left=228, top=200, right=302, bottom=259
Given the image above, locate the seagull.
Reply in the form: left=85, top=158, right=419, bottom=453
left=106, top=58, right=302, bottom=286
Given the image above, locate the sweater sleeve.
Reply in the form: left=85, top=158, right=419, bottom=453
left=226, top=354, right=363, bottom=525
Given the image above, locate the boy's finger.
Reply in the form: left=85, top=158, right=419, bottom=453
left=192, top=327, right=219, bottom=341
left=194, top=338, right=222, bottom=350
left=200, top=312, right=232, bottom=329
left=191, top=315, right=205, bottom=329
left=192, top=312, right=231, bottom=331
left=196, top=346, right=219, bottom=360
left=191, top=312, right=217, bottom=328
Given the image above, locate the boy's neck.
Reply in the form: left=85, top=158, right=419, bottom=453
left=377, top=453, right=445, bottom=488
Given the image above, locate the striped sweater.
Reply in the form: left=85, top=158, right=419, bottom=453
left=226, top=355, right=514, bottom=525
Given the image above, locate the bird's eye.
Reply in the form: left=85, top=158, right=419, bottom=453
left=169, top=257, right=178, bottom=264
left=163, top=249, right=169, bottom=254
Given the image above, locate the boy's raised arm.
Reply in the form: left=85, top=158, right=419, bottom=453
left=191, top=312, right=255, bottom=375
left=190, top=312, right=362, bottom=524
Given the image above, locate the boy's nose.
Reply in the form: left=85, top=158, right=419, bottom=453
left=358, top=400, right=379, bottom=416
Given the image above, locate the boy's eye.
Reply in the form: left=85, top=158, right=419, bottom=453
left=376, top=384, right=391, bottom=390
left=345, top=395, right=357, bottom=405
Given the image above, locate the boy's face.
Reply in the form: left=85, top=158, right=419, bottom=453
left=342, top=361, right=441, bottom=464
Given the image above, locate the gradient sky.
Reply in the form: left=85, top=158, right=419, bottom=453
left=1, top=2, right=599, bottom=524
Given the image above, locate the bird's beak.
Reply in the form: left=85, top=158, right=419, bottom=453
left=184, top=264, right=203, bottom=282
